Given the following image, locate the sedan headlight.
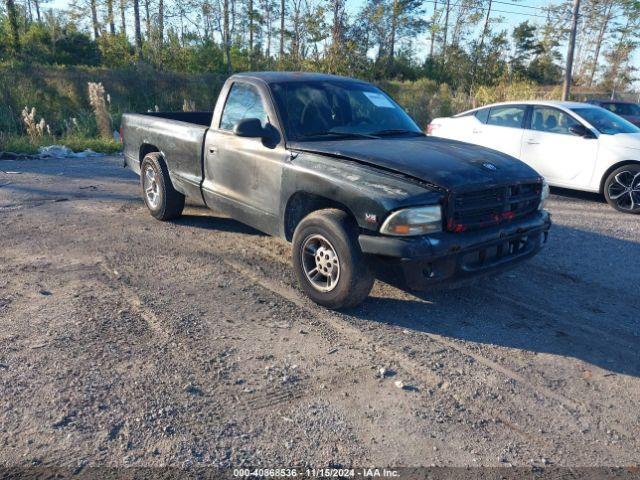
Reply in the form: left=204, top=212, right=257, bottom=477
left=380, top=206, right=442, bottom=236
left=539, top=179, right=550, bottom=210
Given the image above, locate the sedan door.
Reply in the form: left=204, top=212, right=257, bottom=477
left=520, top=106, right=598, bottom=187
left=472, top=104, right=527, bottom=159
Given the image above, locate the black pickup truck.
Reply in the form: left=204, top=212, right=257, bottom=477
left=122, top=72, right=551, bottom=309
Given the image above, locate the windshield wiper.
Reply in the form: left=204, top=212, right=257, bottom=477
left=302, top=130, right=379, bottom=139
left=368, top=128, right=424, bottom=137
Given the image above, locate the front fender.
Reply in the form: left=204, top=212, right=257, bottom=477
left=281, top=152, right=442, bottom=233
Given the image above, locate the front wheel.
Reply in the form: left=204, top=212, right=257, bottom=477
left=292, top=209, right=374, bottom=310
left=603, top=165, right=640, bottom=214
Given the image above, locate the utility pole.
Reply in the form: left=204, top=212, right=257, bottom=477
left=562, top=0, right=581, bottom=101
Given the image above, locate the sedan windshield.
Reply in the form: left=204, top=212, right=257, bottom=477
left=270, top=81, right=423, bottom=141
left=571, top=107, right=640, bottom=135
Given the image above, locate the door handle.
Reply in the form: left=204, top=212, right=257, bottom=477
left=526, top=139, right=540, bottom=145
left=208, top=146, right=217, bottom=154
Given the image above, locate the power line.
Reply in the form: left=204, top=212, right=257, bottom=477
left=490, top=0, right=549, bottom=11
left=490, top=7, right=549, bottom=18
left=441, top=1, right=553, bottom=19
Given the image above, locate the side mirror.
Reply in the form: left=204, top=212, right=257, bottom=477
left=569, top=124, right=595, bottom=138
left=234, top=118, right=267, bottom=138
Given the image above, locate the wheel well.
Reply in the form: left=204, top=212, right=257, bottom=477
left=283, top=192, right=357, bottom=241
left=600, top=160, right=640, bottom=193
left=139, top=144, right=160, bottom=164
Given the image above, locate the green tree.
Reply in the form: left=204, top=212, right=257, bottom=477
left=510, top=21, right=543, bottom=77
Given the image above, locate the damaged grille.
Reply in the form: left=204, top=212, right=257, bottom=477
left=447, top=182, right=541, bottom=232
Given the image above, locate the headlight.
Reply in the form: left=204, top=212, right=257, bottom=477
left=539, top=179, right=550, bottom=210
left=380, top=206, right=442, bottom=236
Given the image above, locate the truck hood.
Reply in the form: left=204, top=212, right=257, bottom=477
left=289, top=136, right=541, bottom=192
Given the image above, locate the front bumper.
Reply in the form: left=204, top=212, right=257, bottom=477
left=358, top=211, right=551, bottom=290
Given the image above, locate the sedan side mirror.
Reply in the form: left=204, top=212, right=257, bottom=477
left=234, top=118, right=267, bottom=138
left=569, top=124, right=596, bottom=139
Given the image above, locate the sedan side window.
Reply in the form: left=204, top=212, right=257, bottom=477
left=486, top=105, right=526, bottom=128
left=530, top=106, right=581, bottom=135
left=475, top=107, right=490, bottom=124
left=220, top=83, right=268, bottom=131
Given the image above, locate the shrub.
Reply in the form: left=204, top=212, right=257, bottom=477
left=88, top=82, right=112, bottom=138
left=21, top=106, right=50, bottom=144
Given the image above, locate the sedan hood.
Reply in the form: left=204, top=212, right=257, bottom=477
left=289, top=136, right=541, bottom=192
left=600, top=132, right=640, bottom=152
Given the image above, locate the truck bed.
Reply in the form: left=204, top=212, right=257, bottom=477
left=122, top=111, right=214, bottom=201
left=141, top=111, right=213, bottom=126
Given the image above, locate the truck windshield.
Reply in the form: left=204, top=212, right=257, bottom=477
left=270, top=81, right=423, bottom=141
left=571, top=107, right=640, bottom=135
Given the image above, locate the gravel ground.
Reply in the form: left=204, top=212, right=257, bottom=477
left=0, top=156, right=639, bottom=473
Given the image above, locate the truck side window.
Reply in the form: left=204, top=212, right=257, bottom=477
left=486, top=105, right=526, bottom=128
left=220, top=83, right=268, bottom=131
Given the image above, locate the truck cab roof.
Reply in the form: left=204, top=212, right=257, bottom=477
left=230, top=71, right=368, bottom=85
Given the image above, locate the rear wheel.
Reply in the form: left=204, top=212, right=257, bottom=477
left=603, top=164, right=640, bottom=214
left=292, top=209, right=374, bottom=310
left=140, top=152, right=185, bottom=221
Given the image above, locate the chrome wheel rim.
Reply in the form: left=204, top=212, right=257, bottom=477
left=301, top=234, right=340, bottom=292
left=608, top=170, right=640, bottom=211
left=143, top=165, right=161, bottom=209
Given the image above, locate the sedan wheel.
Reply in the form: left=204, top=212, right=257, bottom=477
left=604, top=165, right=640, bottom=214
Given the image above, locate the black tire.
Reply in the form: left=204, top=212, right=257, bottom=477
left=140, top=152, right=185, bottom=221
left=292, top=208, right=374, bottom=310
left=603, top=164, right=640, bottom=214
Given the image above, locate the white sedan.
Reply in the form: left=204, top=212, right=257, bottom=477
left=428, top=101, right=640, bottom=213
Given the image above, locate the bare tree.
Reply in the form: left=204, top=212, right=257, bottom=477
left=442, top=0, right=450, bottom=59
left=90, top=0, right=101, bottom=38
left=428, top=0, right=439, bottom=58
left=144, top=0, right=151, bottom=39
left=34, top=0, right=41, bottom=22
left=223, top=0, right=232, bottom=72
left=133, top=0, right=143, bottom=58
left=471, top=0, right=493, bottom=89
left=158, top=0, right=164, bottom=46
left=106, top=0, right=116, bottom=34
left=120, top=0, right=127, bottom=34
left=331, top=0, right=345, bottom=49
left=289, top=0, right=305, bottom=63
left=279, top=0, right=285, bottom=59
left=588, top=0, right=615, bottom=86
left=248, top=0, right=255, bottom=68
left=260, top=0, right=277, bottom=59
left=389, top=0, right=398, bottom=59
left=5, top=0, right=20, bottom=53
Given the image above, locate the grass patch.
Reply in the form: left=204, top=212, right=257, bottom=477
left=60, top=135, right=122, bottom=154
left=0, top=134, right=121, bottom=155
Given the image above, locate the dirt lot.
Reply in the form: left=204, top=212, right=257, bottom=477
left=0, top=156, right=639, bottom=472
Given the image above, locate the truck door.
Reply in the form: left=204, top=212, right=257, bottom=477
left=202, top=81, right=288, bottom=235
